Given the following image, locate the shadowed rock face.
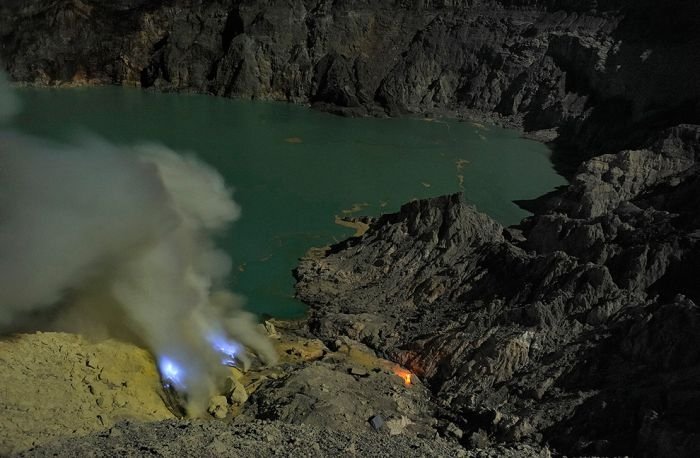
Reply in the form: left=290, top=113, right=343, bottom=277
left=295, top=147, right=700, bottom=455
left=2, top=0, right=699, bottom=157
left=2, top=0, right=700, bottom=456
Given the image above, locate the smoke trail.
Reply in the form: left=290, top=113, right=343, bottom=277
left=0, top=74, right=277, bottom=415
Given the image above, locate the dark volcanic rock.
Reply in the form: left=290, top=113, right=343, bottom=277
left=236, top=344, right=441, bottom=438
left=2, top=0, right=699, bottom=155
left=295, top=185, right=700, bottom=455
left=546, top=125, right=700, bottom=218
left=295, top=194, right=507, bottom=350
left=3, top=0, right=700, bottom=456
left=20, top=418, right=550, bottom=457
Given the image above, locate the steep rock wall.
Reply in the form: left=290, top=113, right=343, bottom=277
left=2, top=0, right=698, bottom=156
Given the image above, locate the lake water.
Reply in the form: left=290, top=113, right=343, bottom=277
left=10, top=87, right=566, bottom=318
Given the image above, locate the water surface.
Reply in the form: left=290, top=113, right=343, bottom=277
left=11, top=87, right=566, bottom=317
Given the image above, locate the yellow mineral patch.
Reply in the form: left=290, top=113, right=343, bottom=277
left=470, top=121, right=489, bottom=131
left=341, top=202, right=369, bottom=214
left=420, top=118, right=450, bottom=129
left=0, top=332, right=174, bottom=455
left=334, top=339, right=415, bottom=387
left=302, top=245, right=331, bottom=260
left=235, top=335, right=329, bottom=397
left=275, top=337, right=327, bottom=363
left=334, top=215, right=369, bottom=237
left=342, top=346, right=385, bottom=371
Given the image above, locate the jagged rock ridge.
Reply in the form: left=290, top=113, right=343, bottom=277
left=2, top=1, right=700, bottom=456
left=296, top=127, right=700, bottom=457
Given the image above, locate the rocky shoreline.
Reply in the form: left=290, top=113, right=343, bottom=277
left=296, top=186, right=700, bottom=455
left=295, top=119, right=700, bottom=458
left=1, top=0, right=699, bottom=456
left=3, top=1, right=698, bottom=144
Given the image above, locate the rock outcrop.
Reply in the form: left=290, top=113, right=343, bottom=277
left=0, top=327, right=552, bottom=458
left=2, top=0, right=700, bottom=456
left=296, top=127, right=700, bottom=456
left=2, top=0, right=698, bottom=157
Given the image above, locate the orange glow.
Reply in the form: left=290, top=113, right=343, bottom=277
left=393, top=367, right=413, bottom=386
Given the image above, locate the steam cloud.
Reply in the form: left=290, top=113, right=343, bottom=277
left=0, top=74, right=276, bottom=414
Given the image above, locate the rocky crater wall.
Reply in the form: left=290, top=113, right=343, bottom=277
left=2, top=0, right=698, bottom=158
left=2, top=1, right=700, bottom=456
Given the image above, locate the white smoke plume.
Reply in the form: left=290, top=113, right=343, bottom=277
left=0, top=75, right=277, bottom=415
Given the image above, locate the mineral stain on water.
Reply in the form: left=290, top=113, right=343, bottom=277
left=11, top=87, right=566, bottom=318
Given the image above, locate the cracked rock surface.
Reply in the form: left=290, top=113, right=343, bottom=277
left=296, top=164, right=700, bottom=456
left=0, top=332, right=174, bottom=455
left=2, top=1, right=700, bottom=456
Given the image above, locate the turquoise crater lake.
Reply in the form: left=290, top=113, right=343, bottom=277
left=10, top=87, right=565, bottom=318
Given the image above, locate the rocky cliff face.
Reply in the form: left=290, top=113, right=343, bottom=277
left=2, top=0, right=700, bottom=456
left=294, top=114, right=700, bottom=455
left=297, top=123, right=700, bottom=457
left=2, top=0, right=698, bottom=157
left=296, top=168, right=700, bottom=455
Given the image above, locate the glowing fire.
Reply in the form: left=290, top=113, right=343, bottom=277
left=393, top=367, right=413, bottom=386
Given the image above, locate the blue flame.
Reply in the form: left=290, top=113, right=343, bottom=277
left=206, top=331, right=241, bottom=366
left=157, top=333, right=241, bottom=390
left=158, top=356, right=186, bottom=389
